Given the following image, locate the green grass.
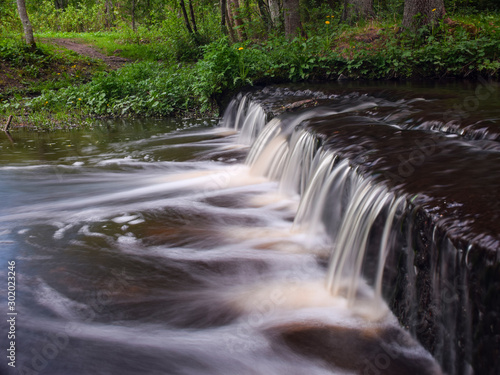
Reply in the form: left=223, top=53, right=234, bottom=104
left=0, top=36, right=105, bottom=97
left=36, top=30, right=178, bottom=62
left=36, top=27, right=211, bottom=63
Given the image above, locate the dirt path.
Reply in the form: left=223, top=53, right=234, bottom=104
left=49, top=39, right=130, bottom=69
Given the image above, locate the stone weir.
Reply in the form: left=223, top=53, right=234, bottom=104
left=220, top=82, right=500, bottom=375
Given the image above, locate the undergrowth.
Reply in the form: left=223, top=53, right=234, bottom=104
left=1, top=10, right=499, bottom=128
left=0, top=37, right=104, bottom=100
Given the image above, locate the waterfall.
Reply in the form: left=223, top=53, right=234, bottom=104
left=220, top=93, right=267, bottom=145
left=220, top=91, right=477, bottom=374
left=222, top=94, right=409, bottom=306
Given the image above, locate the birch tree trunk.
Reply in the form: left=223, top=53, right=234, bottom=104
left=402, top=0, right=445, bottom=30
left=16, top=0, right=36, bottom=49
left=269, top=0, right=281, bottom=28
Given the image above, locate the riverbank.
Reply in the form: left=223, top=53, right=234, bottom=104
left=1, top=11, right=499, bottom=130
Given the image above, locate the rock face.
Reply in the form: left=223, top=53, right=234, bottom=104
left=222, top=82, right=500, bottom=375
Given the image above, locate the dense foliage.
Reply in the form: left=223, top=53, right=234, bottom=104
left=0, top=0, right=499, bottom=127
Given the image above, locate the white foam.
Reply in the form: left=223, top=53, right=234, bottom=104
left=112, top=215, right=138, bottom=224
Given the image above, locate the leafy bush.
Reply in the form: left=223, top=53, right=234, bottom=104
left=0, top=1, right=21, bottom=32
left=193, top=38, right=240, bottom=108
left=26, top=61, right=199, bottom=117
left=0, top=37, right=54, bottom=72
left=30, top=0, right=107, bottom=33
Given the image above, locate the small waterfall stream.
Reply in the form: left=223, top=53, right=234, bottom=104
left=244, top=116, right=406, bottom=307
left=220, top=84, right=500, bottom=375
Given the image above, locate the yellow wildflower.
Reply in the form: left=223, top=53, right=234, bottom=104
left=57, top=73, right=60, bottom=75
left=325, top=21, right=330, bottom=25
left=78, top=98, right=82, bottom=101
left=327, top=16, right=330, bottom=18
left=432, top=8, right=436, bottom=11
left=238, top=47, right=244, bottom=50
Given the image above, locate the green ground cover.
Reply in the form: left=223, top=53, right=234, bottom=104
left=1, top=2, right=499, bottom=129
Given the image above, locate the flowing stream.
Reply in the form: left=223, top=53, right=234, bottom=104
left=1, top=82, right=499, bottom=375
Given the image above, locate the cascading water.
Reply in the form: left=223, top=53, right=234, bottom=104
left=230, top=93, right=409, bottom=307
left=220, top=93, right=267, bottom=145
left=1, top=82, right=498, bottom=375
left=219, top=85, right=500, bottom=375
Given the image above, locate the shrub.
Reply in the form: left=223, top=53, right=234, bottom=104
left=30, top=0, right=107, bottom=33
left=24, top=61, right=199, bottom=117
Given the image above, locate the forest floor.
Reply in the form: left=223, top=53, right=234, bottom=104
left=0, top=38, right=127, bottom=102
left=47, top=38, right=129, bottom=69
left=0, top=38, right=108, bottom=101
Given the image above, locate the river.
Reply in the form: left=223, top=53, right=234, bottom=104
left=1, top=81, right=499, bottom=375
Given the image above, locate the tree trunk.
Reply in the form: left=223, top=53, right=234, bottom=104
left=16, top=0, right=36, bottom=50
left=228, top=0, right=246, bottom=41
left=225, top=6, right=237, bottom=42
left=343, top=0, right=374, bottom=23
left=243, top=0, right=252, bottom=27
left=268, top=0, right=281, bottom=29
left=105, top=0, right=115, bottom=29
left=220, top=0, right=227, bottom=33
left=188, top=0, right=198, bottom=33
left=179, top=0, right=194, bottom=34
left=402, top=0, right=445, bottom=30
left=131, top=0, right=136, bottom=31
left=283, top=0, right=302, bottom=37
left=54, top=0, right=68, bottom=10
